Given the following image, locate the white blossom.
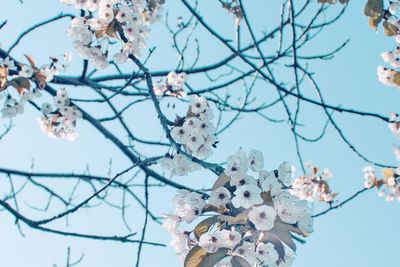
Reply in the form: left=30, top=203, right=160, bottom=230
left=231, top=184, right=263, bottom=209
left=248, top=205, right=276, bottom=231
left=255, top=242, right=279, bottom=265
left=208, top=187, right=231, bottom=208
left=248, top=149, right=264, bottom=172
left=198, top=232, right=223, bottom=253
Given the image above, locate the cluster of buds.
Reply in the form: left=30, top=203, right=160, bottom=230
left=290, top=161, right=337, bottom=203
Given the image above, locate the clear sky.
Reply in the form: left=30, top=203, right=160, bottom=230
left=0, top=1, right=399, bottom=267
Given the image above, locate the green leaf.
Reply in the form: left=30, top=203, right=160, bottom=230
left=218, top=209, right=250, bottom=225
left=9, top=77, right=31, bottom=92
left=364, top=0, right=383, bottom=17
left=261, top=191, right=274, bottom=206
left=212, top=173, right=230, bottom=190
left=383, top=21, right=399, bottom=36
left=231, top=256, right=251, bottom=267
left=264, top=219, right=297, bottom=252
left=194, top=216, right=219, bottom=240
left=261, top=234, right=285, bottom=260
left=184, top=246, right=228, bottom=267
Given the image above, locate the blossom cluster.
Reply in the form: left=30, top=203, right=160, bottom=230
left=362, top=111, right=400, bottom=201
left=290, top=161, right=337, bottom=203
left=153, top=72, right=187, bottom=98
left=388, top=112, right=400, bottom=138
left=38, top=88, right=82, bottom=141
left=362, top=165, right=400, bottom=201
left=163, top=149, right=313, bottom=267
left=375, top=1, right=400, bottom=87
left=159, top=95, right=216, bottom=176
left=0, top=55, right=71, bottom=118
left=169, top=95, right=217, bottom=160
left=159, top=153, right=201, bottom=177
left=377, top=42, right=400, bottom=87
left=61, top=0, right=164, bottom=69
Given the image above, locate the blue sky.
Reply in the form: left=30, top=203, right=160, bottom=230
left=0, top=1, right=399, bottom=267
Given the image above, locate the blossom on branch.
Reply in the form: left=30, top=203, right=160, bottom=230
left=164, top=149, right=314, bottom=266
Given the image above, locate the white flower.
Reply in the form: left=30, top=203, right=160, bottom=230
left=162, top=214, right=181, bottom=234
left=261, top=174, right=282, bottom=196
left=208, top=187, right=231, bottom=208
left=362, top=166, right=376, bottom=189
left=183, top=117, right=201, bottom=131
left=169, top=231, right=188, bottom=254
left=233, top=241, right=256, bottom=262
left=248, top=205, right=276, bottom=231
left=226, top=150, right=248, bottom=180
left=116, top=6, right=132, bottom=23
left=273, top=192, right=301, bottom=224
left=230, top=174, right=257, bottom=188
left=217, top=229, right=241, bottom=249
left=18, top=65, right=34, bottom=78
left=197, top=121, right=216, bottom=137
left=41, top=103, right=53, bottom=114
left=231, top=184, right=263, bottom=209
left=196, top=142, right=213, bottom=159
left=186, top=131, right=205, bottom=152
left=290, top=162, right=336, bottom=202
left=190, top=95, right=208, bottom=114
left=113, top=52, right=128, bottom=64
left=199, top=108, right=214, bottom=121
left=173, top=190, right=205, bottom=223
left=171, top=126, right=188, bottom=144
left=167, top=72, right=186, bottom=89
left=381, top=51, right=394, bottom=63
left=0, top=57, right=17, bottom=71
left=387, top=175, right=396, bottom=187
left=255, top=242, right=279, bottom=265
left=297, top=214, right=314, bottom=235
left=198, top=232, right=223, bottom=253
left=248, top=149, right=264, bottom=172
left=277, top=161, right=292, bottom=184
left=159, top=154, right=201, bottom=177
left=57, top=88, right=69, bottom=101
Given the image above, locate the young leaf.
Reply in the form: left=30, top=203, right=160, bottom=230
left=382, top=168, right=396, bottom=179
left=106, top=20, right=119, bottom=39
left=261, top=191, right=274, bottom=206
left=383, top=21, right=399, bottom=36
left=0, top=66, right=8, bottom=91
left=24, top=54, right=37, bottom=68
left=392, top=72, right=400, bottom=87
left=218, top=209, right=250, bottom=225
left=364, top=0, right=383, bottom=17
left=194, top=216, right=219, bottom=240
left=9, top=77, right=31, bottom=94
left=261, top=234, right=285, bottom=260
left=230, top=256, right=251, bottom=267
left=184, top=246, right=228, bottom=267
left=265, top=219, right=297, bottom=252
left=212, top=173, right=230, bottom=190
